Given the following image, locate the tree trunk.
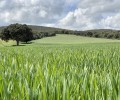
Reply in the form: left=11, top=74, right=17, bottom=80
left=16, top=40, right=19, bottom=46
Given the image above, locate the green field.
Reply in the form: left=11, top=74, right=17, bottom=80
left=33, top=34, right=120, bottom=44
left=0, top=35, right=120, bottom=100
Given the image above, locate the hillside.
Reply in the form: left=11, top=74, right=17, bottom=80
left=28, top=25, right=64, bottom=33
left=0, top=25, right=65, bottom=33
left=0, top=25, right=119, bottom=33
left=0, top=25, right=120, bottom=40
left=33, top=34, right=120, bottom=44
left=0, top=34, right=120, bottom=47
left=0, top=25, right=119, bottom=34
left=85, top=29, right=119, bottom=34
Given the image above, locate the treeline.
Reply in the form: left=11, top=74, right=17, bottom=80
left=1, top=24, right=120, bottom=41
left=32, top=31, right=56, bottom=40
left=55, top=29, right=120, bottom=40
left=0, top=23, right=56, bottom=46
left=0, top=31, right=56, bottom=40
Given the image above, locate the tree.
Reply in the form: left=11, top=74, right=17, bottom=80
left=1, top=23, right=33, bottom=46
left=20, top=24, right=33, bottom=43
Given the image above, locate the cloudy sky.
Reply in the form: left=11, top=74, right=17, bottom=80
left=0, top=0, right=120, bottom=30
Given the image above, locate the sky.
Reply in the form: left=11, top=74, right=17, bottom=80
left=0, top=0, right=120, bottom=30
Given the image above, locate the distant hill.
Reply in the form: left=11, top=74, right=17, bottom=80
left=85, top=29, right=119, bottom=33
left=74, top=29, right=120, bottom=40
left=0, top=25, right=73, bottom=40
left=28, top=25, right=65, bottom=33
left=0, top=25, right=119, bottom=34
left=0, top=25, right=120, bottom=40
left=0, top=25, right=67, bottom=33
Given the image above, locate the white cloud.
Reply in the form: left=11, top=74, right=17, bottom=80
left=59, top=12, right=75, bottom=26
left=38, top=10, right=47, bottom=18
left=58, top=8, right=94, bottom=30
left=0, top=0, right=66, bottom=25
left=0, top=0, right=6, bottom=8
left=100, top=13, right=120, bottom=29
left=58, top=0, right=120, bottom=30
left=0, top=0, right=120, bottom=30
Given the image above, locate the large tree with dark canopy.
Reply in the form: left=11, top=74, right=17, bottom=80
left=1, top=23, right=33, bottom=46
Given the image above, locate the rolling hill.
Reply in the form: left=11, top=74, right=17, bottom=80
left=0, top=24, right=119, bottom=34
left=0, top=25, right=120, bottom=41
left=0, top=25, right=66, bottom=33
left=33, top=34, right=120, bottom=44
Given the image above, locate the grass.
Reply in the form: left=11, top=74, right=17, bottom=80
left=33, top=34, right=120, bottom=44
left=0, top=34, right=120, bottom=100
left=0, top=40, right=16, bottom=47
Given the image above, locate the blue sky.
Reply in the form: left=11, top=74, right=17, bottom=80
left=0, top=0, right=120, bottom=30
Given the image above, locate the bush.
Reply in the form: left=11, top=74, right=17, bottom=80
left=33, top=32, right=56, bottom=40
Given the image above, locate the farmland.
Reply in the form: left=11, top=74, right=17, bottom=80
left=0, top=34, right=120, bottom=100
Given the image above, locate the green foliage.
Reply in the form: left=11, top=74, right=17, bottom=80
left=32, top=32, right=56, bottom=40
left=55, top=29, right=120, bottom=40
left=1, top=23, right=33, bottom=45
left=1, top=25, right=120, bottom=41
left=20, top=24, right=33, bottom=43
left=75, top=29, right=120, bottom=39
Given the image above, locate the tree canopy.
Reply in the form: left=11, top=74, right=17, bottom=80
left=1, top=23, right=33, bottom=45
